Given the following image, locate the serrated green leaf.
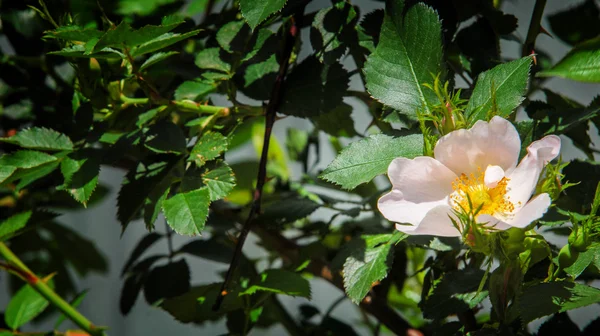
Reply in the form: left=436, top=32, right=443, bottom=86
left=174, top=80, right=217, bottom=101
left=140, top=51, right=179, bottom=72
left=519, top=281, right=600, bottom=323
left=241, top=269, right=311, bottom=298
left=239, top=0, right=286, bottom=30
left=364, top=2, right=444, bottom=115
left=12, top=161, right=61, bottom=191
left=0, top=127, right=73, bottom=151
left=420, top=269, right=488, bottom=319
left=163, top=188, right=211, bottom=236
left=0, top=165, right=17, bottom=184
left=241, top=54, right=280, bottom=100
left=93, top=20, right=183, bottom=52
left=0, top=211, right=32, bottom=241
left=48, top=44, right=125, bottom=59
left=189, top=132, right=229, bottom=167
left=202, top=162, right=236, bottom=201
left=216, top=21, right=249, bottom=53
left=465, top=57, right=532, bottom=123
left=5, top=276, right=54, bottom=329
left=195, top=48, right=231, bottom=73
left=45, top=25, right=103, bottom=43
left=144, top=121, right=187, bottom=154
left=538, top=36, right=600, bottom=83
left=0, top=150, right=57, bottom=169
left=58, top=150, right=101, bottom=205
left=280, top=56, right=349, bottom=117
left=343, top=234, right=396, bottom=303
left=320, top=133, right=424, bottom=190
left=131, top=30, right=201, bottom=57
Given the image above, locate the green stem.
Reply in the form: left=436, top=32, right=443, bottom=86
left=119, top=94, right=149, bottom=105
left=0, top=242, right=106, bottom=336
left=171, top=100, right=230, bottom=115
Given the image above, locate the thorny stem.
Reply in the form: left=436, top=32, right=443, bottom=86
left=212, top=4, right=306, bottom=311
left=522, top=0, right=548, bottom=58
left=0, top=242, right=105, bottom=336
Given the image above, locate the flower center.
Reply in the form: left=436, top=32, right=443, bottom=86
left=450, top=169, right=515, bottom=217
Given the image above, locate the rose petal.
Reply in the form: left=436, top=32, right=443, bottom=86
left=477, top=193, right=551, bottom=230
left=434, top=116, right=521, bottom=175
left=387, top=157, right=457, bottom=202
left=378, top=190, right=449, bottom=225
left=484, top=165, right=505, bottom=188
left=506, top=135, right=561, bottom=208
left=395, top=205, right=461, bottom=237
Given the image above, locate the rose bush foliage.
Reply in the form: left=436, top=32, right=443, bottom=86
left=1, top=0, right=600, bottom=335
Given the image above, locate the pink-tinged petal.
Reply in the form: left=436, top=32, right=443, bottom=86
left=386, top=157, right=457, bottom=202
left=395, top=205, right=461, bottom=237
left=506, top=135, right=561, bottom=208
left=378, top=190, right=448, bottom=225
left=484, top=165, right=505, bottom=188
left=434, top=116, right=521, bottom=175
left=477, top=194, right=551, bottom=230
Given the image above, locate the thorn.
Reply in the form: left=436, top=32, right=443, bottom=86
left=539, top=25, right=553, bottom=38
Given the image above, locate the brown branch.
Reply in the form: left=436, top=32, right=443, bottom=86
left=212, top=6, right=305, bottom=311
left=251, top=226, right=422, bottom=336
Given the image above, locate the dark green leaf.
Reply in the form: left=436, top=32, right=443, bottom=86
left=311, top=102, right=358, bottom=137
left=538, top=37, right=600, bottom=83
left=216, top=21, right=250, bottom=53
left=163, top=187, right=211, bottom=236
left=465, top=56, right=532, bottom=122
left=364, top=2, right=444, bottom=115
left=343, top=234, right=397, bottom=303
left=195, top=48, right=231, bottom=73
left=174, top=80, right=217, bottom=101
left=144, top=259, right=191, bottom=305
left=131, top=30, right=202, bottom=57
left=140, top=51, right=179, bottom=72
left=310, top=2, right=359, bottom=64
left=0, top=127, right=73, bottom=151
left=519, top=281, right=600, bottom=322
left=117, top=0, right=179, bottom=16
left=118, top=160, right=179, bottom=230
left=93, top=19, right=182, bottom=51
left=5, top=277, right=53, bottom=329
left=46, top=25, right=103, bottom=43
left=241, top=269, right=311, bottom=298
left=320, top=133, right=424, bottom=190
left=58, top=150, right=101, bottom=205
left=286, top=129, right=309, bottom=162
left=280, top=56, right=349, bottom=117
left=189, top=132, right=229, bottom=167
left=12, top=161, right=61, bottom=191
left=240, top=54, right=279, bottom=100
left=0, top=151, right=57, bottom=168
left=144, top=122, right=187, bottom=154
left=239, top=0, right=286, bottom=30
left=0, top=165, right=17, bottom=184
left=420, top=269, right=488, bottom=319
left=0, top=212, right=32, bottom=242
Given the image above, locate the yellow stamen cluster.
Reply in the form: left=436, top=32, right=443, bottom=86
left=450, top=168, right=516, bottom=217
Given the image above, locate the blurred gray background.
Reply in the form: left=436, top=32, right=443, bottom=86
left=2, top=0, right=600, bottom=335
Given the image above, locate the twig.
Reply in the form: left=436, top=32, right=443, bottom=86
left=0, top=242, right=106, bottom=336
left=212, top=5, right=305, bottom=311
left=522, top=0, right=547, bottom=58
